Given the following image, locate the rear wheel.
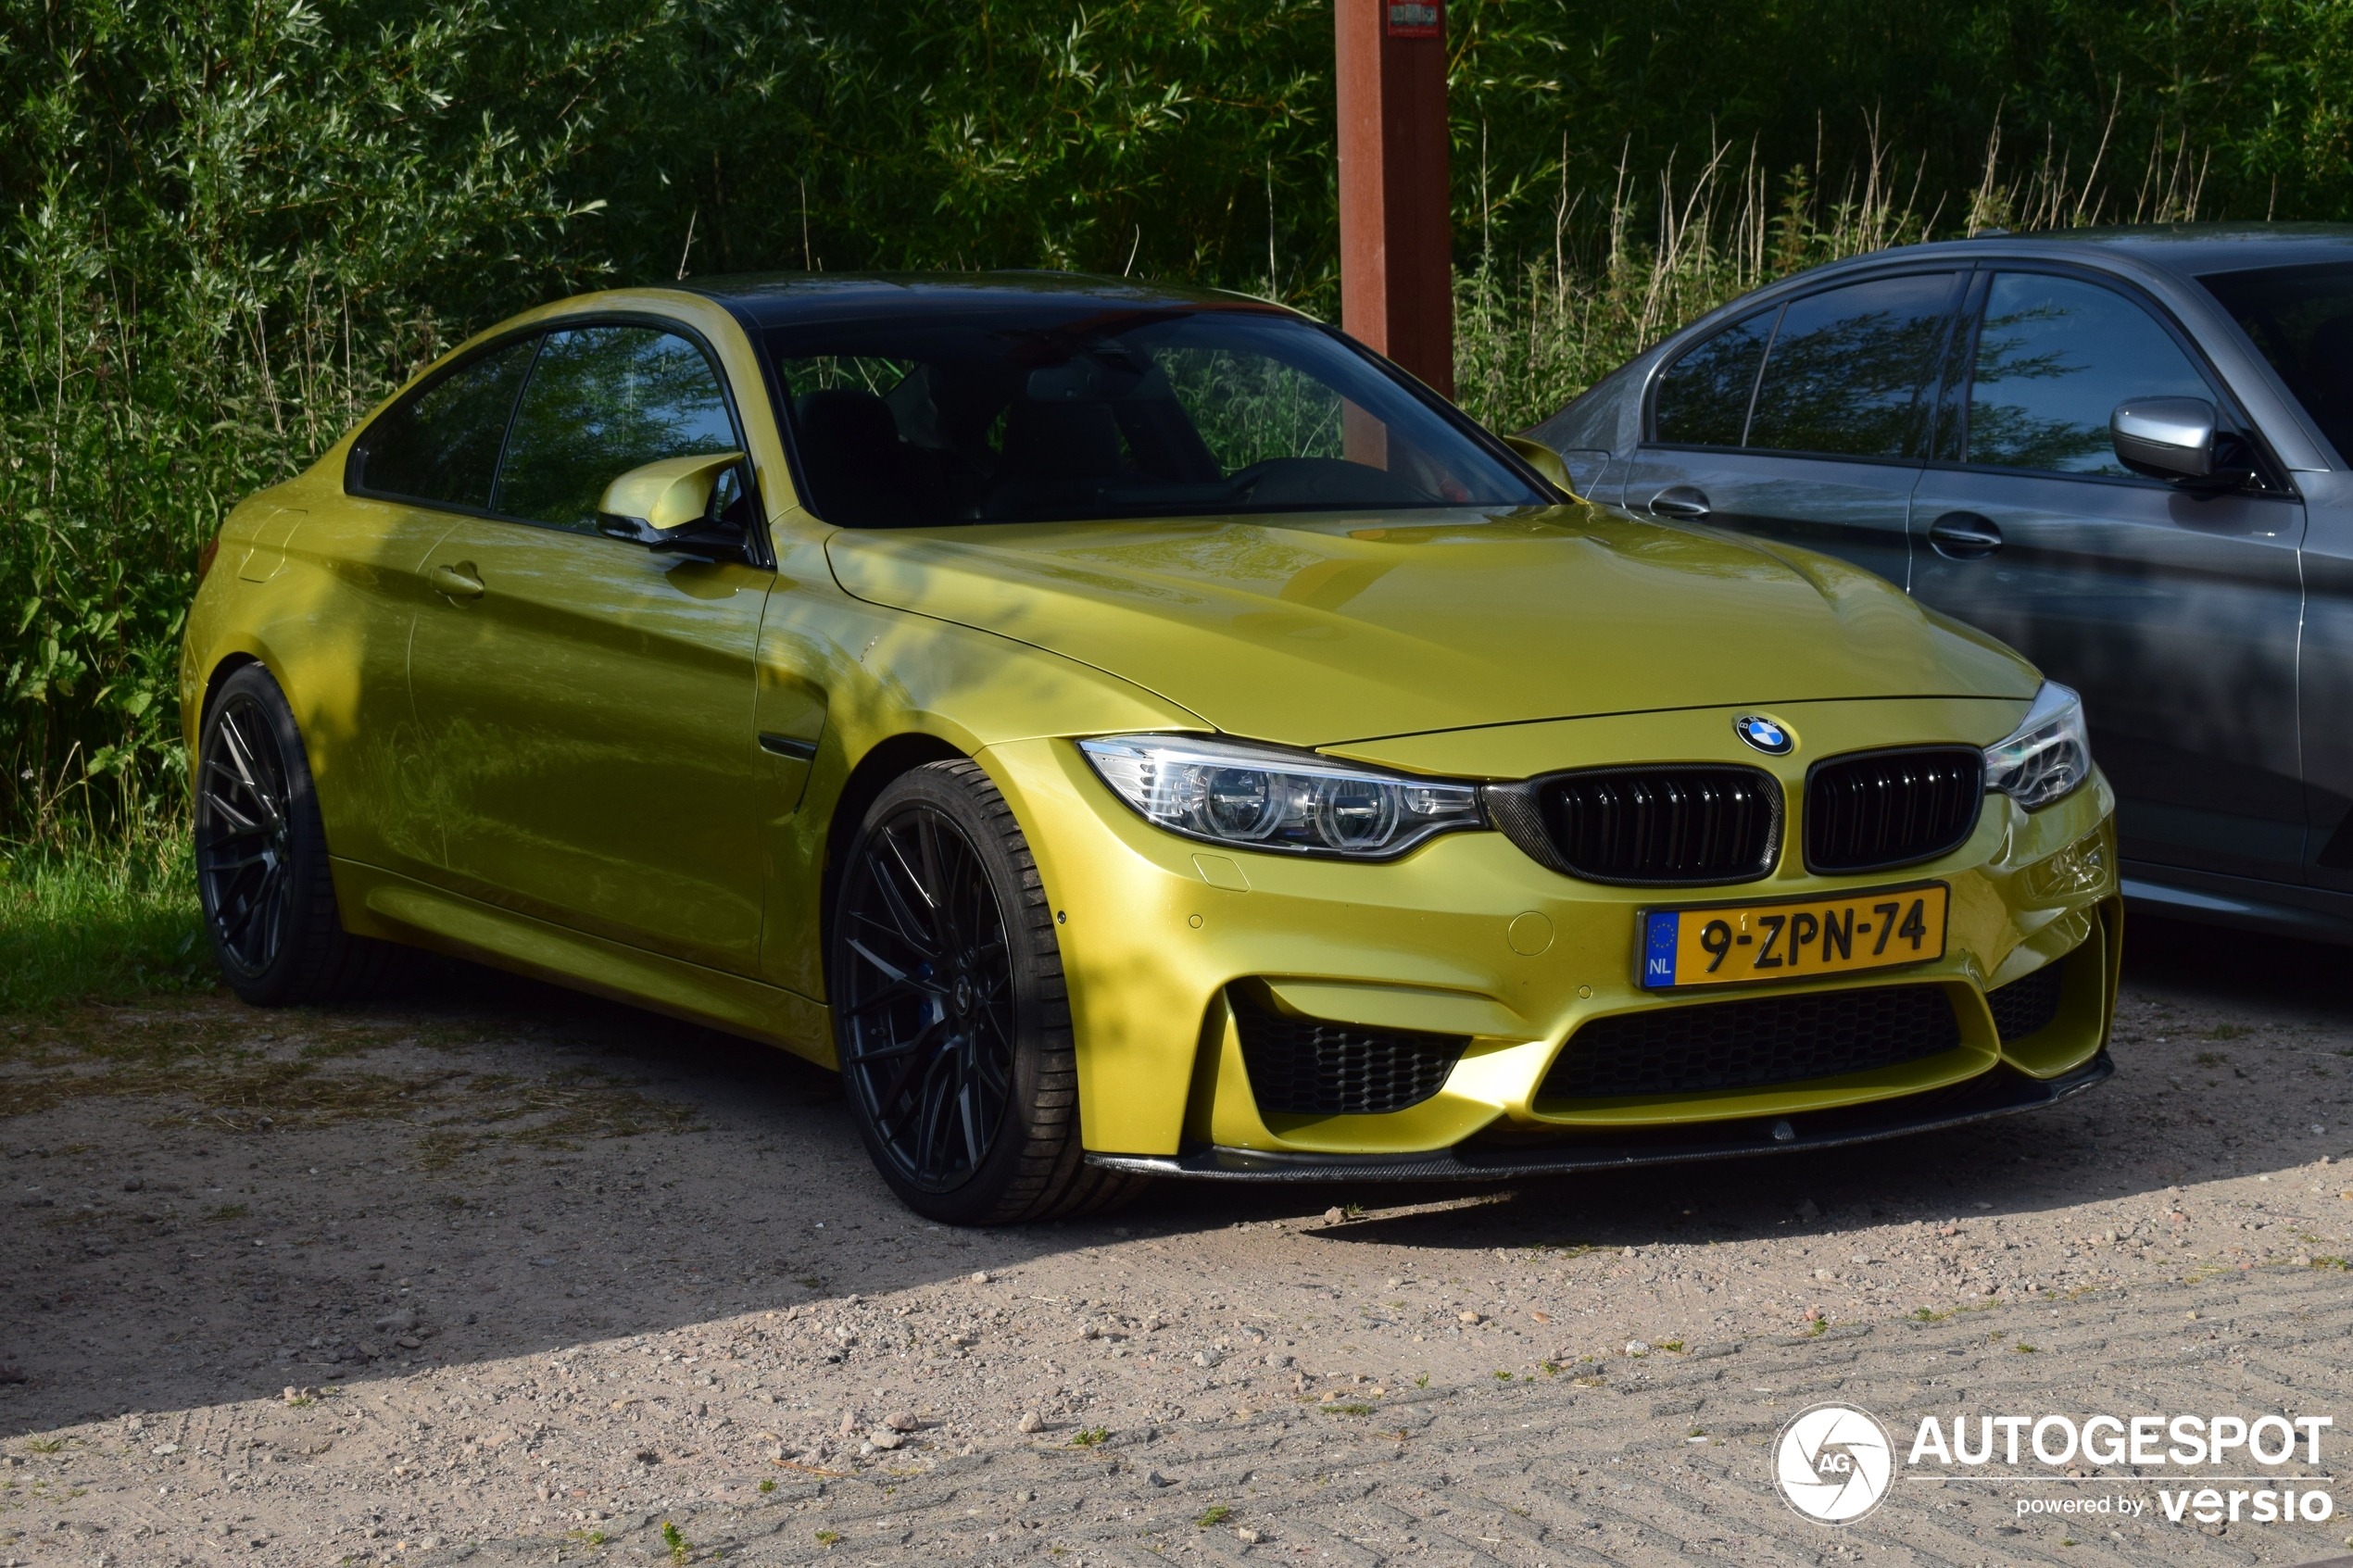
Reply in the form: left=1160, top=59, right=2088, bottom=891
left=195, top=663, right=384, bottom=1006
left=830, top=760, right=1143, bottom=1224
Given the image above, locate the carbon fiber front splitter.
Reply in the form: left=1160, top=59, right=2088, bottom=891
left=1083, top=1050, right=2114, bottom=1183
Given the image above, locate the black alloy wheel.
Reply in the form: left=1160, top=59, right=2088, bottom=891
left=196, top=686, right=297, bottom=979
left=839, top=797, right=1015, bottom=1192
left=831, top=760, right=1142, bottom=1223
left=194, top=663, right=383, bottom=1006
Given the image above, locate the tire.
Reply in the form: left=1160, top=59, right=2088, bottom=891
left=830, top=759, right=1147, bottom=1224
left=194, top=663, right=385, bottom=1006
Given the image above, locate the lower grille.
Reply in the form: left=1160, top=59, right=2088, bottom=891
left=1540, top=985, right=1960, bottom=1099
left=1806, top=746, right=1984, bottom=873
left=1232, top=990, right=1466, bottom=1116
left=1486, top=765, right=1780, bottom=885
left=1986, top=957, right=2067, bottom=1043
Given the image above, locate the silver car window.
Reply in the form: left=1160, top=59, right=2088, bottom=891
left=2199, top=260, right=2353, bottom=467
left=1651, top=309, right=1773, bottom=446
left=1965, top=274, right=2212, bottom=476
left=1744, top=273, right=1958, bottom=458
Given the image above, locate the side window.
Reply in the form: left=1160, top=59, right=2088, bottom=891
left=349, top=339, right=536, bottom=508
left=1745, top=273, right=1960, bottom=457
left=495, top=326, right=741, bottom=533
left=1653, top=311, right=1771, bottom=446
left=1967, top=274, right=2212, bottom=475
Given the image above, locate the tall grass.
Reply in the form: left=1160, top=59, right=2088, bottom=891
left=1452, top=119, right=2225, bottom=434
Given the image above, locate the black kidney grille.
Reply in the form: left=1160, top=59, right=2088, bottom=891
left=1985, top=957, right=2068, bottom=1043
left=1486, top=766, right=1780, bottom=885
left=1540, top=984, right=1960, bottom=1099
left=1232, top=991, right=1467, bottom=1116
left=1806, top=746, right=1984, bottom=873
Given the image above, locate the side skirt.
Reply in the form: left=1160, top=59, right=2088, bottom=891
left=330, top=857, right=836, bottom=1068
left=1087, top=1052, right=2113, bottom=1183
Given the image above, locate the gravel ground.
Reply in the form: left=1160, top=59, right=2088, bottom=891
left=3, top=917, right=2348, bottom=1567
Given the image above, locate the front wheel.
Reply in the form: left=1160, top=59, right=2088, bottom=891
left=194, top=663, right=384, bottom=1006
left=830, top=759, right=1142, bottom=1224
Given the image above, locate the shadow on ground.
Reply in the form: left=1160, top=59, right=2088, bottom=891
left=2, top=913, right=2342, bottom=1433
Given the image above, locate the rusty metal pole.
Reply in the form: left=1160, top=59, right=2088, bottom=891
left=1335, top=0, right=1453, bottom=400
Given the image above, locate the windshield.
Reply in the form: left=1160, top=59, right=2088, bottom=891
left=2199, top=261, right=2353, bottom=463
left=764, top=307, right=1545, bottom=527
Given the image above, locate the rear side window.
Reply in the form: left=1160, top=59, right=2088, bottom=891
left=494, top=326, right=742, bottom=533
left=1653, top=312, right=1771, bottom=446
left=1745, top=273, right=1959, bottom=457
left=1966, top=273, right=2211, bottom=475
left=349, top=339, right=536, bottom=508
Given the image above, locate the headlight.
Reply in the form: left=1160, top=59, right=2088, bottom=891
left=1983, top=682, right=2093, bottom=809
left=1077, top=734, right=1486, bottom=859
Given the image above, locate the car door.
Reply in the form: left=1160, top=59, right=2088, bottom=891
left=2198, top=258, right=2353, bottom=905
left=1907, top=268, right=2308, bottom=884
left=1617, top=270, right=1965, bottom=590
left=404, top=320, right=778, bottom=976
left=327, top=334, right=540, bottom=875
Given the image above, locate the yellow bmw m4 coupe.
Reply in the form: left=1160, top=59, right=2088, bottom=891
left=181, top=273, right=2120, bottom=1223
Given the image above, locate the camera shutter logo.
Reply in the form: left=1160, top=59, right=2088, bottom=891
left=1775, top=1402, right=1895, bottom=1524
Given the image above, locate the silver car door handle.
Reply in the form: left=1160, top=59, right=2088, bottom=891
left=1648, top=485, right=1710, bottom=519
left=1927, top=513, right=2003, bottom=560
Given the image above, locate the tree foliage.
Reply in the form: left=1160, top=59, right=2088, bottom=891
left=4, top=0, right=2349, bottom=838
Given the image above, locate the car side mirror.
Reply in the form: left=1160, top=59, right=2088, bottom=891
left=596, top=451, right=752, bottom=561
left=1502, top=434, right=1576, bottom=497
left=2110, top=398, right=2253, bottom=490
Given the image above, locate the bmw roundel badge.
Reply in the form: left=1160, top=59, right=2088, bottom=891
left=1734, top=714, right=1794, bottom=755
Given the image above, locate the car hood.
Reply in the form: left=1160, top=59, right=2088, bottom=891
left=824, top=504, right=2040, bottom=748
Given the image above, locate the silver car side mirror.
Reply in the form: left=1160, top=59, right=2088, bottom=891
left=2110, top=398, right=2221, bottom=482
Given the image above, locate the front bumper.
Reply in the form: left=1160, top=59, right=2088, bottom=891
left=1086, top=1050, right=2114, bottom=1182
left=979, top=695, right=2121, bottom=1164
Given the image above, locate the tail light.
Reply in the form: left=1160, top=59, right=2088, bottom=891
left=196, top=533, right=220, bottom=582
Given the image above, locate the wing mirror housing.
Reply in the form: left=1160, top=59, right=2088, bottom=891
left=2110, top=398, right=2255, bottom=490
left=1501, top=434, right=1576, bottom=497
left=596, top=451, right=753, bottom=561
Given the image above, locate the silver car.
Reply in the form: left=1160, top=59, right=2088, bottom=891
left=1529, top=226, right=2353, bottom=946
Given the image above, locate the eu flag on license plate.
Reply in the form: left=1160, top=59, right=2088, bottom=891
left=1642, top=910, right=1679, bottom=988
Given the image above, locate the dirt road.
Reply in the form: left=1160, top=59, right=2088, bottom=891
left=4, top=919, right=2348, bottom=1567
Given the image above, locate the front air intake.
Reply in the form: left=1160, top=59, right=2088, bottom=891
left=1805, top=746, right=1984, bottom=873
left=1485, top=765, right=1781, bottom=886
left=1230, top=988, right=1466, bottom=1116
left=1985, top=956, right=2068, bottom=1043
left=1540, top=984, right=1961, bottom=1099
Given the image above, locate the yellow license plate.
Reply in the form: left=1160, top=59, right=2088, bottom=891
left=1637, top=884, right=1948, bottom=989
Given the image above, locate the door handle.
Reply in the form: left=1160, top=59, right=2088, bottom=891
left=1927, top=512, right=2003, bottom=560
left=1648, top=485, right=1710, bottom=519
left=430, top=562, right=485, bottom=601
